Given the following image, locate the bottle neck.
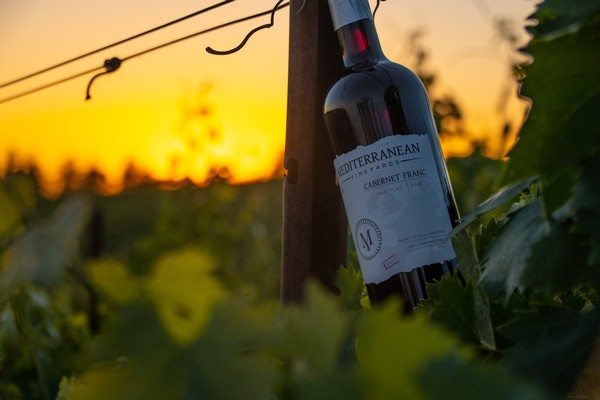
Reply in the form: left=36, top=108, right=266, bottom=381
left=336, top=19, right=387, bottom=70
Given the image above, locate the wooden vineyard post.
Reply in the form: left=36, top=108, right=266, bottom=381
left=281, top=0, right=348, bottom=303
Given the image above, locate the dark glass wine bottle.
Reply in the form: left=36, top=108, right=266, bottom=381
left=323, top=0, right=460, bottom=313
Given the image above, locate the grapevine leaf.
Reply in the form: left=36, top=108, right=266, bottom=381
left=73, top=303, right=191, bottom=400
left=451, top=176, right=538, bottom=234
left=421, top=276, right=496, bottom=351
left=144, top=248, right=226, bottom=346
left=55, top=376, right=78, bottom=400
left=356, top=301, right=469, bottom=400
left=334, top=265, right=365, bottom=311
left=500, top=305, right=600, bottom=395
left=472, top=284, right=495, bottom=351
left=276, top=285, right=362, bottom=400
left=181, top=300, right=276, bottom=400
left=0, top=283, right=90, bottom=399
left=529, top=0, right=600, bottom=37
left=88, top=259, right=142, bottom=304
left=451, top=230, right=479, bottom=282
left=502, top=5, right=600, bottom=211
left=472, top=216, right=507, bottom=272
left=573, top=153, right=600, bottom=266
left=276, top=283, right=351, bottom=374
left=0, top=195, right=90, bottom=290
left=294, top=370, right=362, bottom=400
left=74, top=300, right=275, bottom=400
left=417, top=354, right=557, bottom=400
left=480, top=200, right=549, bottom=299
left=520, top=221, right=594, bottom=295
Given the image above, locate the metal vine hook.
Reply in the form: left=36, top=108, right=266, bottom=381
left=206, top=0, right=285, bottom=55
left=85, top=57, right=122, bottom=100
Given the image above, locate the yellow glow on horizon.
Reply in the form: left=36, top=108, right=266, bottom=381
left=0, top=76, right=287, bottom=196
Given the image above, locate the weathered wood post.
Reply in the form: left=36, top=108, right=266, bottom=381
left=281, top=0, right=348, bottom=303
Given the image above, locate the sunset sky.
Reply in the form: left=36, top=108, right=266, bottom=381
left=0, top=0, right=537, bottom=196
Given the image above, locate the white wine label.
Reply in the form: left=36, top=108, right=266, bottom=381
left=334, top=134, right=456, bottom=284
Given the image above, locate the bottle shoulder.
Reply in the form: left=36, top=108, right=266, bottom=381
left=324, top=61, right=427, bottom=109
left=323, top=59, right=437, bottom=151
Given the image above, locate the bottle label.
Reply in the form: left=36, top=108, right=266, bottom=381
left=334, top=134, right=456, bottom=284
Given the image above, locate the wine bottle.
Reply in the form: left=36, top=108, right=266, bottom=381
left=323, top=0, right=460, bottom=313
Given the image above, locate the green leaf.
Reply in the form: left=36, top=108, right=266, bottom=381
left=451, top=230, right=480, bottom=282
left=451, top=177, right=538, bottom=234
left=334, top=265, right=365, bottom=311
left=356, top=302, right=469, bottom=400
left=502, top=6, right=600, bottom=211
left=417, top=354, right=557, bottom=400
left=92, top=251, right=223, bottom=329
left=421, top=276, right=496, bottom=351
left=182, top=300, right=276, bottom=400
left=0, top=195, right=91, bottom=291
left=573, top=153, right=600, bottom=266
left=0, top=285, right=87, bottom=399
left=472, top=215, right=506, bottom=265
left=294, top=370, right=362, bottom=400
left=500, top=305, right=600, bottom=395
left=144, top=248, right=226, bottom=346
left=55, top=376, right=77, bottom=400
left=73, top=300, right=275, bottom=400
left=88, top=259, right=142, bottom=305
left=520, top=221, right=594, bottom=294
left=472, top=284, right=495, bottom=351
left=72, top=303, right=189, bottom=400
left=480, top=200, right=549, bottom=299
left=270, top=283, right=363, bottom=399
left=530, top=0, right=600, bottom=38
left=276, top=283, right=351, bottom=374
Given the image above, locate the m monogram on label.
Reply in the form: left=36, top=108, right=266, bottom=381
left=354, top=219, right=382, bottom=260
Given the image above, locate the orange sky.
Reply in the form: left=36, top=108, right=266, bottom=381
left=0, top=0, right=536, bottom=196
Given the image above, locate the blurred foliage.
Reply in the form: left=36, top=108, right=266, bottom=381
left=1, top=1, right=600, bottom=399
left=87, top=181, right=283, bottom=302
